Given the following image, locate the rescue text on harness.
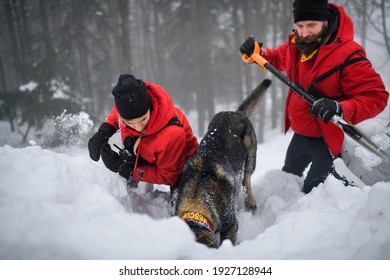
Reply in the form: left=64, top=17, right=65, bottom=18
left=181, top=212, right=213, bottom=232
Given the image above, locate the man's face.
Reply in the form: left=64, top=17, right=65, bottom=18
left=295, top=20, right=328, bottom=56
left=295, top=20, right=327, bottom=39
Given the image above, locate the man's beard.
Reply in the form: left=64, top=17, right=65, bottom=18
left=295, top=24, right=328, bottom=57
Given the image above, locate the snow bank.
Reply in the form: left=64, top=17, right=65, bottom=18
left=1, top=139, right=389, bottom=260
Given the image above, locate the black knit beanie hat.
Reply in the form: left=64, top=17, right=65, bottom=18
left=112, top=74, right=151, bottom=120
left=293, top=0, right=329, bottom=23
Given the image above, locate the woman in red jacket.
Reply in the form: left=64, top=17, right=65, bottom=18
left=241, top=0, right=389, bottom=193
left=88, top=74, right=199, bottom=189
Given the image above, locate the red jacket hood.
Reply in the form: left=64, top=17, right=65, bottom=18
left=143, top=81, right=176, bottom=136
left=288, top=3, right=355, bottom=85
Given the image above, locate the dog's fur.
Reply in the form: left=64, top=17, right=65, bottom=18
left=174, top=79, right=272, bottom=248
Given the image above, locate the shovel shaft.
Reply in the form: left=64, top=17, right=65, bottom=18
left=241, top=51, right=390, bottom=161
left=243, top=52, right=317, bottom=104
left=338, top=119, right=390, bottom=160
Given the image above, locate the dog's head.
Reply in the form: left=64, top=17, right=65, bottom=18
left=181, top=211, right=218, bottom=248
left=186, top=220, right=218, bottom=248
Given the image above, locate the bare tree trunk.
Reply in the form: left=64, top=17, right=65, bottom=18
left=241, top=1, right=253, bottom=102
left=0, top=57, right=7, bottom=93
left=119, top=0, right=131, bottom=70
left=193, top=0, right=214, bottom=135
left=153, top=1, right=168, bottom=86
left=139, top=1, right=157, bottom=80
left=278, top=0, right=293, bottom=133
left=147, top=1, right=160, bottom=81
left=4, top=0, right=22, bottom=85
left=109, top=0, right=131, bottom=74
left=361, top=0, right=368, bottom=48
left=380, top=0, right=390, bottom=56
left=270, top=1, right=279, bottom=131
left=39, top=0, right=55, bottom=78
left=18, top=123, right=31, bottom=144
left=232, top=0, right=245, bottom=102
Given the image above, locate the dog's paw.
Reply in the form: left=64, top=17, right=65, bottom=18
left=244, top=197, right=257, bottom=213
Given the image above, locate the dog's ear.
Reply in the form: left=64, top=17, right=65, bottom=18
left=196, top=231, right=218, bottom=248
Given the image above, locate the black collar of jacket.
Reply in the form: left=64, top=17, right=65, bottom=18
left=323, top=6, right=339, bottom=45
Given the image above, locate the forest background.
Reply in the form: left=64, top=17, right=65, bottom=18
left=1, top=0, right=390, bottom=146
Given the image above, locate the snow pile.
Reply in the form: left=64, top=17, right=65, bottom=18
left=0, top=133, right=389, bottom=260
left=42, top=111, right=93, bottom=148
left=19, top=81, right=38, bottom=92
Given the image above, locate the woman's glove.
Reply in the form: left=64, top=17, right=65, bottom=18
left=100, top=143, right=135, bottom=179
left=88, top=122, right=116, bottom=161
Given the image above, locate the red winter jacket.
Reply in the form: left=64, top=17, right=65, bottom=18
left=104, top=81, right=199, bottom=186
left=263, top=3, right=389, bottom=156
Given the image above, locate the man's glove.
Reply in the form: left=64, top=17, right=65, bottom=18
left=100, top=143, right=135, bottom=179
left=239, top=35, right=262, bottom=57
left=311, top=98, right=343, bottom=123
left=88, top=122, right=116, bottom=161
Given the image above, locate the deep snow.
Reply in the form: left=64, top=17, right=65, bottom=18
left=1, top=126, right=389, bottom=260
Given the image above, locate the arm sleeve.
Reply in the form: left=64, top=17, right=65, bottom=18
left=339, top=58, right=389, bottom=124
left=104, top=104, right=120, bottom=130
left=262, top=40, right=289, bottom=72
left=132, top=129, right=188, bottom=186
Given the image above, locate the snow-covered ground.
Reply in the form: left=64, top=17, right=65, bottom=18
left=1, top=123, right=389, bottom=260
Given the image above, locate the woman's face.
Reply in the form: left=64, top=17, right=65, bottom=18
left=121, top=109, right=150, bottom=132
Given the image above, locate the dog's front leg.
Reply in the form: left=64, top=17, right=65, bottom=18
left=243, top=174, right=257, bottom=212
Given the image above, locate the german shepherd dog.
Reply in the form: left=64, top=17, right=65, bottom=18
left=174, top=79, right=271, bottom=248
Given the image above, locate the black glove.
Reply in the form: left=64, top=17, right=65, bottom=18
left=100, top=143, right=135, bottom=179
left=88, top=122, right=116, bottom=161
left=123, top=136, right=138, bottom=155
left=311, top=98, right=342, bottom=123
left=239, top=35, right=262, bottom=57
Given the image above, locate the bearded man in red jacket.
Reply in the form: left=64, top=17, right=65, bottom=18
left=88, top=74, right=199, bottom=189
left=241, top=0, right=389, bottom=193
